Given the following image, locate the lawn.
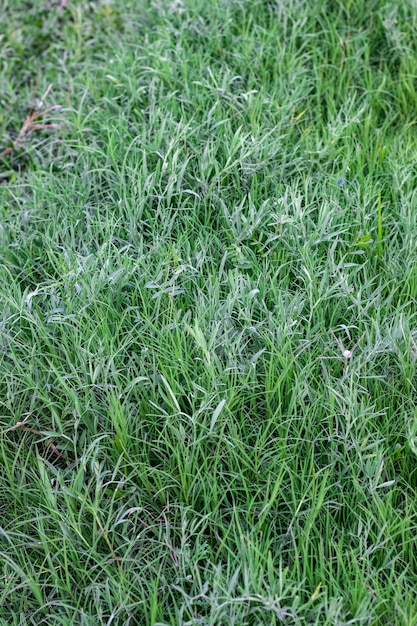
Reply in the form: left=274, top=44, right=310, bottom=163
left=1, top=0, right=417, bottom=624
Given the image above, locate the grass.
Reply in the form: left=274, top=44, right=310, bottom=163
left=1, top=0, right=417, bottom=623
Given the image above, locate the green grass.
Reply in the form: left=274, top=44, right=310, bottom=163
left=1, top=0, right=417, bottom=623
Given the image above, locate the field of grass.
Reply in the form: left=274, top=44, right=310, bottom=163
left=1, top=0, right=417, bottom=623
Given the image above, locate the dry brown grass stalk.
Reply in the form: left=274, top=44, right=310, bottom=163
left=0, top=83, right=62, bottom=159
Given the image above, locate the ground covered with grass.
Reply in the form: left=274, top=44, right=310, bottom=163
left=1, top=0, right=417, bottom=623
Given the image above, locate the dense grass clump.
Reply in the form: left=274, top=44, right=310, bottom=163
left=1, top=0, right=417, bottom=624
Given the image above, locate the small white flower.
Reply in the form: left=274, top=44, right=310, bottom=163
left=332, top=330, right=364, bottom=361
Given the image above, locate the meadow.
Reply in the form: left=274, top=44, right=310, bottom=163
left=1, top=1, right=417, bottom=623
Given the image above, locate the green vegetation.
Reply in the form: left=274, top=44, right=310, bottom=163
left=1, top=0, right=417, bottom=623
